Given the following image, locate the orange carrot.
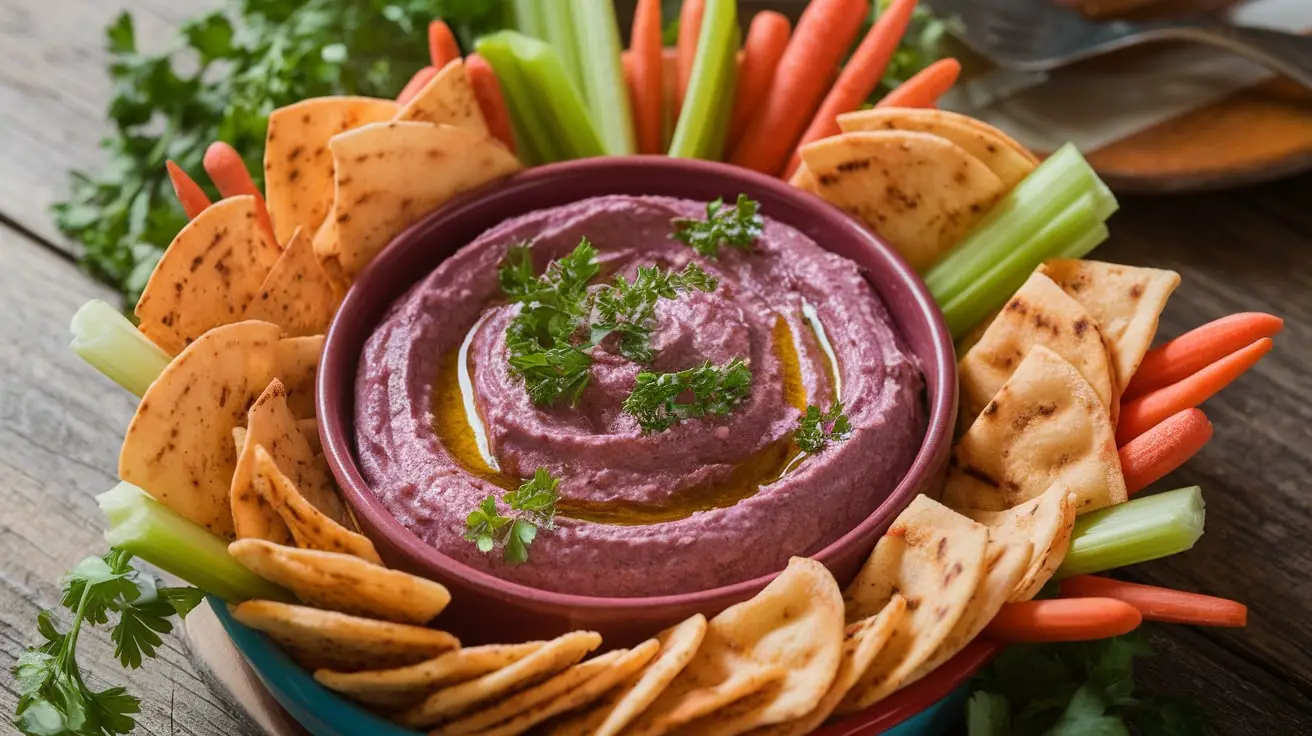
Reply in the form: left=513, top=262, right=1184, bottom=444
left=729, top=11, right=792, bottom=146
left=674, top=0, right=705, bottom=116
left=397, top=65, right=438, bottom=105
left=1126, top=313, right=1285, bottom=399
left=782, top=0, right=917, bottom=178
left=876, top=57, right=962, bottom=108
left=202, top=142, right=276, bottom=245
left=986, top=598, right=1142, bottom=643
left=1117, top=337, right=1273, bottom=445
left=1118, top=408, right=1213, bottom=494
left=165, top=160, right=211, bottom=220
left=730, top=0, right=871, bottom=176
left=428, top=20, right=461, bottom=68
left=464, top=53, right=517, bottom=155
left=1060, top=576, right=1248, bottom=627
left=630, top=0, right=665, bottom=155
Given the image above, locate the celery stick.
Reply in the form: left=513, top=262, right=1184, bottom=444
left=1056, top=486, right=1206, bottom=579
left=1058, top=219, right=1110, bottom=261
left=69, top=299, right=170, bottom=397
left=512, top=0, right=546, bottom=38
left=669, top=0, right=738, bottom=160
left=99, top=482, right=291, bottom=603
left=570, top=0, right=635, bottom=155
left=476, top=34, right=557, bottom=165
left=541, top=1, right=583, bottom=91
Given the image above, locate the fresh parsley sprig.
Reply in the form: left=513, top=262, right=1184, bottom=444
left=591, top=262, right=717, bottom=363
left=671, top=195, right=764, bottom=259
left=464, top=468, right=560, bottom=565
left=13, top=549, right=203, bottom=736
left=795, top=402, right=853, bottom=453
left=623, top=359, right=754, bottom=432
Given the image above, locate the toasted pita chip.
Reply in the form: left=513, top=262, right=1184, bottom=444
left=252, top=446, right=381, bottom=564
left=837, top=496, right=988, bottom=714
left=316, top=642, right=545, bottom=709
left=395, top=58, right=490, bottom=136
left=967, top=487, right=1079, bottom=601
left=119, top=321, right=280, bottom=537
left=942, top=346, right=1128, bottom=514
left=229, top=539, right=450, bottom=625
left=314, top=121, right=522, bottom=279
left=550, top=614, right=709, bottom=736
left=396, top=631, right=601, bottom=728
left=298, top=418, right=322, bottom=453
left=798, top=131, right=1005, bottom=273
left=787, top=163, right=820, bottom=194
left=959, top=272, right=1117, bottom=427
left=625, top=665, right=784, bottom=736
left=274, top=335, right=323, bottom=419
left=264, top=96, right=400, bottom=245
left=242, top=228, right=341, bottom=337
left=1039, top=259, right=1181, bottom=393
left=837, top=108, right=1037, bottom=189
left=230, top=600, right=457, bottom=672
left=745, top=596, right=907, bottom=736
left=135, top=196, right=280, bottom=356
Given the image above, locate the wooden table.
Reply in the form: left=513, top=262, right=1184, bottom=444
left=2, top=2, right=1311, bottom=734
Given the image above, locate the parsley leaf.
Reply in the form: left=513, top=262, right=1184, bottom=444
left=795, top=402, right=853, bottom=453
left=464, top=494, right=511, bottom=555
left=590, top=262, right=717, bottom=363
left=464, top=469, right=560, bottom=564
left=671, top=195, right=764, bottom=259
left=623, top=359, right=754, bottom=432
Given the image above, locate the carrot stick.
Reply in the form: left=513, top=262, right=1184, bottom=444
left=986, top=598, right=1142, bottom=643
left=1117, top=337, right=1273, bottom=446
left=729, top=11, right=792, bottom=146
left=1118, top=408, right=1213, bottom=494
left=202, top=141, right=276, bottom=245
left=428, top=20, right=461, bottom=68
left=397, top=65, right=438, bottom=105
left=729, top=0, right=871, bottom=176
left=674, top=0, right=706, bottom=116
left=630, top=0, right=665, bottom=155
left=781, top=0, right=917, bottom=178
left=464, top=53, right=517, bottom=155
left=165, top=160, right=211, bottom=220
left=876, top=57, right=962, bottom=109
left=1126, top=313, right=1285, bottom=399
left=1060, top=576, right=1248, bottom=627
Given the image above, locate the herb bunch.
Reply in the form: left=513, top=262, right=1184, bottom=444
left=623, top=359, right=754, bottom=432
left=795, top=402, right=852, bottom=453
left=464, top=468, right=560, bottom=564
left=13, top=549, right=203, bottom=736
left=671, top=194, right=764, bottom=259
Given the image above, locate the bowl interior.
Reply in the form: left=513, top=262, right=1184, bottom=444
left=317, top=156, right=957, bottom=632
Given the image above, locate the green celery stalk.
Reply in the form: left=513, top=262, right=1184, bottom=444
left=512, top=0, right=546, bottom=38
left=542, top=1, right=583, bottom=91
left=569, top=0, right=636, bottom=155
left=1058, top=219, right=1111, bottom=261
left=1056, top=486, right=1206, bottom=579
left=99, top=482, right=291, bottom=603
left=940, top=196, right=1104, bottom=338
left=69, top=299, right=170, bottom=397
left=476, top=34, right=556, bottom=165
left=669, top=0, right=738, bottom=159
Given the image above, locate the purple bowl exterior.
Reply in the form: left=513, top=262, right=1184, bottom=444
left=317, top=155, right=958, bottom=645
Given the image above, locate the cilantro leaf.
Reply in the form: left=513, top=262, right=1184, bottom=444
left=502, top=520, right=538, bottom=565
left=795, top=402, right=853, bottom=453
left=623, top=359, right=754, bottom=432
left=671, top=195, right=763, bottom=259
left=464, top=469, right=560, bottom=564
left=504, top=468, right=560, bottom=530
left=464, top=494, right=511, bottom=554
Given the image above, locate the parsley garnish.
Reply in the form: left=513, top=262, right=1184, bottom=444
left=591, top=262, right=717, bottom=363
left=795, top=402, right=852, bottom=453
left=622, top=359, right=754, bottom=432
left=13, top=549, right=202, bottom=736
left=464, top=468, right=560, bottom=565
left=671, top=195, right=764, bottom=259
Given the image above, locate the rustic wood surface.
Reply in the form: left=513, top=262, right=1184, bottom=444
left=1, top=1, right=1311, bottom=735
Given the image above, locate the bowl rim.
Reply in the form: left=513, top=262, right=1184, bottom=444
left=317, top=155, right=958, bottom=610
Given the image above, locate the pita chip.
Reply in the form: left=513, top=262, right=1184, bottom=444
left=787, top=163, right=820, bottom=195
left=135, top=196, right=280, bottom=355
left=967, top=487, right=1079, bottom=601
left=252, top=446, right=382, bottom=564
left=274, top=334, right=323, bottom=419
left=316, top=642, right=545, bottom=709
left=395, top=58, right=490, bottom=136
left=242, top=227, right=341, bottom=337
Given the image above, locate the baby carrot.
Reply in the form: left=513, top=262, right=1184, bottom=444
left=728, top=11, right=792, bottom=145
left=202, top=141, right=275, bottom=245
left=1119, top=408, right=1213, bottom=494
left=1060, top=576, right=1247, bottom=627
left=675, top=0, right=706, bottom=116
left=1117, top=337, right=1273, bottom=446
left=782, top=0, right=918, bottom=178
left=986, top=598, right=1142, bottom=643
left=631, top=0, right=665, bottom=155
left=465, top=53, right=517, bottom=155
left=396, top=65, right=437, bottom=105
left=1126, top=312, right=1284, bottom=399
left=876, top=57, right=962, bottom=108
left=428, top=20, right=461, bottom=68
left=165, top=160, right=211, bottom=220
left=730, top=0, right=871, bottom=176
